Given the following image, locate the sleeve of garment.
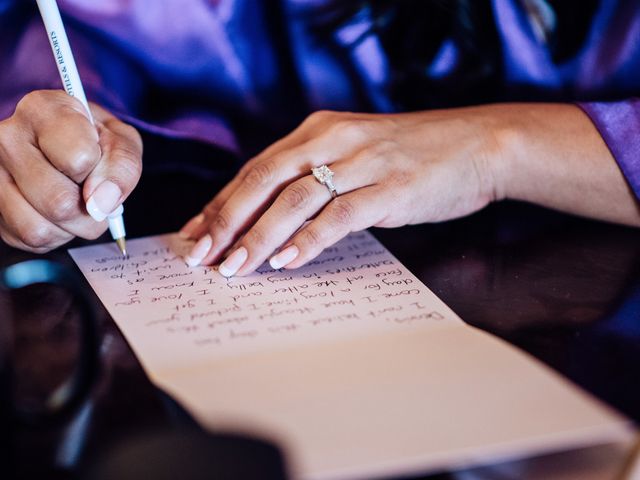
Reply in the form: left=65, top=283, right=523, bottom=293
left=578, top=99, right=640, bottom=201
left=0, top=3, right=146, bottom=123
left=0, top=3, right=59, bottom=120
left=0, top=1, right=251, bottom=160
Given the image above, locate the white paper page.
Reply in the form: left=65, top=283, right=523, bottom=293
left=69, top=231, right=633, bottom=479
left=69, top=231, right=462, bottom=375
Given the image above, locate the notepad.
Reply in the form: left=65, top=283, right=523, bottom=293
left=69, top=231, right=633, bottom=479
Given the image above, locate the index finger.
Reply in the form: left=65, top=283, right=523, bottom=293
left=180, top=116, right=319, bottom=240
left=198, top=134, right=347, bottom=264
left=182, top=111, right=355, bottom=241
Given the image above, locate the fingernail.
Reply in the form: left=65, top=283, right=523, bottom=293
left=218, top=247, right=248, bottom=277
left=185, top=234, right=212, bottom=267
left=179, top=213, right=205, bottom=239
left=269, top=245, right=299, bottom=270
left=86, top=181, right=122, bottom=222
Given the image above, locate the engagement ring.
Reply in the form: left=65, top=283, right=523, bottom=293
left=311, top=165, right=338, bottom=198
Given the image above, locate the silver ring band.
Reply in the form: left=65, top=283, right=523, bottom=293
left=311, top=165, right=338, bottom=198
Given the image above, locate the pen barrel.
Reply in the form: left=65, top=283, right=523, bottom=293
left=107, top=205, right=126, bottom=241
left=36, top=0, right=127, bottom=245
left=36, top=0, right=93, bottom=124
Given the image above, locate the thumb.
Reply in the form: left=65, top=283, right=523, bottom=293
left=83, top=113, right=142, bottom=221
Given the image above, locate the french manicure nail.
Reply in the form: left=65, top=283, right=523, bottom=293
left=179, top=213, right=205, bottom=239
left=185, top=234, right=212, bottom=267
left=269, top=245, right=299, bottom=270
left=86, top=181, right=122, bottom=222
left=218, top=247, right=248, bottom=277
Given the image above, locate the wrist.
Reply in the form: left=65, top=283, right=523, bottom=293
left=471, top=104, right=523, bottom=205
left=480, top=103, right=551, bottom=205
left=479, top=102, right=640, bottom=226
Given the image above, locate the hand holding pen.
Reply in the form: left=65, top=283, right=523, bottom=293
left=0, top=1, right=142, bottom=254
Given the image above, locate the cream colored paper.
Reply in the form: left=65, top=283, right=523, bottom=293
left=69, top=232, right=632, bottom=479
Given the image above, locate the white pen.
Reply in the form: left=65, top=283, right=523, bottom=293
left=36, top=0, right=127, bottom=256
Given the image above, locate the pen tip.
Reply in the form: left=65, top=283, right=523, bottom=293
left=116, top=237, right=127, bottom=257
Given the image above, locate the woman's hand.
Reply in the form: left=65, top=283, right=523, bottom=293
left=180, top=107, right=504, bottom=276
left=0, top=90, right=142, bottom=252
left=181, top=102, right=640, bottom=277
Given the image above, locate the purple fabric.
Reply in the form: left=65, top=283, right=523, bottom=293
left=578, top=100, right=640, bottom=200
left=0, top=0, right=639, bottom=195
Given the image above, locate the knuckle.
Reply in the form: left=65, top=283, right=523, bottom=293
left=211, top=209, right=232, bottom=233
left=17, top=90, right=47, bottom=113
left=16, top=90, right=64, bottom=119
left=353, top=144, right=374, bottom=162
left=47, top=188, right=80, bottom=223
left=335, top=120, right=367, bottom=141
left=237, top=156, right=258, bottom=177
left=64, top=143, right=101, bottom=178
left=368, top=139, right=395, bottom=157
left=243, top=161, right=275, bottom=189
left=36, top=109, right=98, bottom=173
left=307, top=110, right=333, bottom=124
left=328, top=198, right=356, bottom=226
left=280, top=182, right=312, bottom=210
left=356, top=145, right=387, bottom=166
left=203, top=199, right=222, bottom=218
left=244, top=227, right=268, bottom=249
left=300, top=226, right=324, bottom=249
left=18, top=222, right=56, bottom=250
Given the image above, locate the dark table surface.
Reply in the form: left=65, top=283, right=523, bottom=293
left=2, top=135, right=640, bottom=479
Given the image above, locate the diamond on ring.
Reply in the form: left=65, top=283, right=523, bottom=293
left=311, top=165, right=338, bottom=198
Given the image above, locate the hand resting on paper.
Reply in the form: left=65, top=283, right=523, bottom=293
left=0, top=90, right=142, bottom=252
left=180, top=103, right=640, bottom=276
